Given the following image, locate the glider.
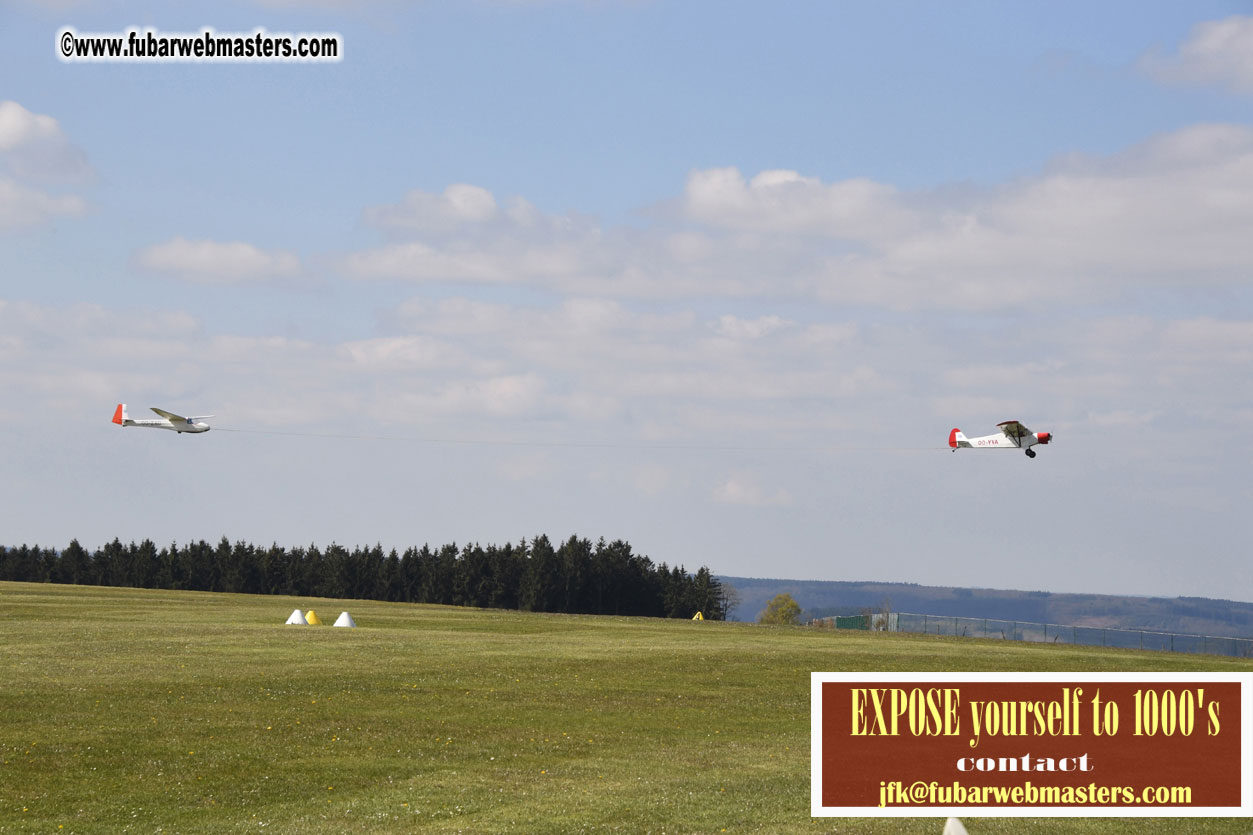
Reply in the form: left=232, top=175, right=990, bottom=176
left=949, top=420, right=1052, bottom=458
left=111, top=403, right=213, bottom=434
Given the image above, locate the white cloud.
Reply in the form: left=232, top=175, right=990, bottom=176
left=712, top=314, right=793, bottom=340
left=0, top=300, right=205, bottom=413
left=1140, top=16, right=1253, bottom=94
left=1162, top=317, right=1253, bottom=363
left=0, top=102, right=91, bottom=230
left=135, top=237, right=302, bottom=283
left=392, top=296, right=512, bottom=335
left=350, top=183, right=632, bottom=289
left=210, top=333, right=312, bottom=353
left=428, top=373, right=549, bottom=418
left=1086, top=410, right=1160, bottom=430
left=342, top=238, right=594, bottom=285
left=342, top=123, right=1253, bottom=309
left=379, top=295, right=891, bottom=443
left=364, top=183, right=499, bottom=235
left=0, top=176, right=85, bottom=229
left=361, top=183, right=593, bottom=243
left=495, top=450, right=557, bottom=483
left=712, top=473, right=792, bottom=507
left=339, top=335, right=481, bottom=373
left=556, top=391, right=620, bottom=421
left=682, top=166, right=919, bottom=243
left=3, top=286, right=1228, bottom=461
left=796, top=124, right=1253, bottom=309
left=0, top=100, right=92, bottom=183
left=926, top=312, right=1253, bottom=434
left=0, top=299, right=199, bottom=339
left=798, top=322, right=859, bottom=346
left=632, top=462, right=672, bottom=497
left=0, top=101, right=62, bottom=151
left=343, top=241, right=509, bottom=282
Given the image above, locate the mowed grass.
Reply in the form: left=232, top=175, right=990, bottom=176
left=0, top=582, right=1250, bottom=834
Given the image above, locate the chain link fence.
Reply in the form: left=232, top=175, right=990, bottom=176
left=812, top=612, right=1253, bottom=658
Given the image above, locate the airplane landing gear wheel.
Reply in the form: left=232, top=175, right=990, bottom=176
left=1025, top=449, right=1036, bottom=459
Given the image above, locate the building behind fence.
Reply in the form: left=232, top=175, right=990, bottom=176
left=813, top=612, right=1253, bottom=659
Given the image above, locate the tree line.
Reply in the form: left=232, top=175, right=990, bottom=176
left=0, top=535, right=729, bottom=620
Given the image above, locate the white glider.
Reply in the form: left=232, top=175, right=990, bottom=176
left=112, top=403, right=213, bottom=434
left=949, top=420, right=1052, bottom=459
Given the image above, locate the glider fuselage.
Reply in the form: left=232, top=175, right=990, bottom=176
left=123, top=418, right=211, bottom=433
left=112, top=404, right=212, bottom=433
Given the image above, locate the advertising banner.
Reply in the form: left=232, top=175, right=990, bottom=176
left=812, top=672, right=1252, bottom=816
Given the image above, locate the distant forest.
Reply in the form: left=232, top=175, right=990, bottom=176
left=723, top=577, right=1253, bottom=638
left=0, top=535, right=728, bottom=620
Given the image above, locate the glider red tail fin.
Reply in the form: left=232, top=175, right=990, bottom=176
left=112, top=403, right=125, bottom=425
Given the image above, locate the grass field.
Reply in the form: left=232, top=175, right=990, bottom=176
left=1, top=581, right=1250, bottom=834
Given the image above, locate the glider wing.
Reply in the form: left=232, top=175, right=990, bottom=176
left=150, top=407, right=188, bottom=423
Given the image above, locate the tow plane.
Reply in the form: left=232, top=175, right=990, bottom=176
left=949, top=420, right=1051, bottom=458
left=112, top=404, right=213, bottom=434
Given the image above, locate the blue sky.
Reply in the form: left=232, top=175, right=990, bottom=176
left=3, top=1, right=1252, bottom=604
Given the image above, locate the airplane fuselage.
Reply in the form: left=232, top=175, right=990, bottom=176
left=949, top=421, right=1052, bottom=457
left=959, top=432, right=1038, bottom=449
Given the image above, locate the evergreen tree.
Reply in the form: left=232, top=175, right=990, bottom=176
left=399, top=546, right=424, bottom=603
left=519, top=535, right=559, bottom=612
left=380, top=548, right=403, bottom=602
left=421, top=544, right=458, bottom=606
left=453, top=543, right=486, bottom=607
left=12, top=545, right=47, bottom=582
left=690, top=567, right=724, bottom=620
left=151, top=543, right=176, bottom=590
left=133, top=539, right=159, bottom=588
left=320, top=543, right=348, bottom=598
left=217, top=538, right=244, bottom=593
left=558, top=536, right=593, bottom=614
left=260, top=544, right=289, bottom=596
left=97, top=539, right=124, bottom=587
left=487, top=542, right=520, bottom=610
left=38, top=546, right=59, bottom=584
left=60, top=539, right=91, bottom=585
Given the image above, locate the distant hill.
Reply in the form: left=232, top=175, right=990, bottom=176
left=718, top=576, right=1253, bottom=639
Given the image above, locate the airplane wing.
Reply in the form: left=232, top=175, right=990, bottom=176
left=150, top=407, right=188, bottom=422
left=997, top=420, right=1032, bottom=439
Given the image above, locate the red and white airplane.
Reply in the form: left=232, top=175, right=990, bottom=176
left=112, top=404, right=213, bottom=434
left=949, top=420, right=1052, bottom=458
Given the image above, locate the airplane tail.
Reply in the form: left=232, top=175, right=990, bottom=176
left=948, top=428, right=970, bottom=449
left=112, top=403, right=130, bottom=426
